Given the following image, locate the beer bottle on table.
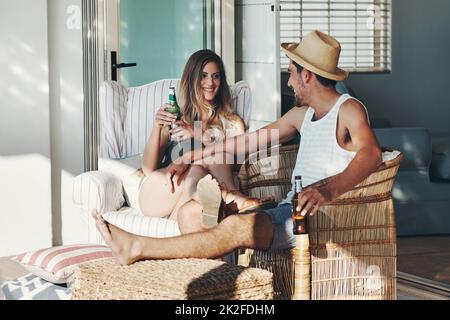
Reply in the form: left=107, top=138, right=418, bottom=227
left=166, top=87, right=181, bottom=130
left=292, top=175, right=307, bottom=234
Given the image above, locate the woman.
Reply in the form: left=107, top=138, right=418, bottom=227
left=138, top=49, right=273, bottom=234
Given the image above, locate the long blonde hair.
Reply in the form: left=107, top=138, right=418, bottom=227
left=178, top=49, right=234, bottom=133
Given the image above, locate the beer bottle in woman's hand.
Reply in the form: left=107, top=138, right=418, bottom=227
left=166, top=87, right=181, bottom=130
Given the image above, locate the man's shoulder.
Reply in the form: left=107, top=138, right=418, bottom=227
left=286, top=105, right=309, bottom=117
left=339, top=98, right=369, bottom=122
left=282, top=105, right=309, bottom=125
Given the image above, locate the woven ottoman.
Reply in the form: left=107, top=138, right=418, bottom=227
left=69, top=258, right=274, bottom=300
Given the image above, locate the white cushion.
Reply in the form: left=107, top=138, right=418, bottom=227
left=103, top=207, right=181, bottom=238
left=112, top=79, right=252, bottom=157
left=99, top=81, right=128, bottom=159
left=124, top=79, right=180, bottom=157
left=99, top=79, right=252, bottom=159
left=98, top=155, right=143, bottom=209
left=231, top=80, right=252, bottom=128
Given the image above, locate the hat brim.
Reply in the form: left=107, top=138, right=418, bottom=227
left=281, top=43, right=349, bottom=81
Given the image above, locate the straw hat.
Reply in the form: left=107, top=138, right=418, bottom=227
left=281, top=30, right=348, bottom=81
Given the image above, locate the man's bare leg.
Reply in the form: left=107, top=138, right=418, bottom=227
left=91, top=209, right=274, bottom=265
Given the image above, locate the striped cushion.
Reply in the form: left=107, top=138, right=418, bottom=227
left=99, top=81, right=128, bottom=159
left=103, top=208, right=181, bottom=238
left=231, top=80, right=252, bottom=129
left=12, top=245, right=113, bottom=284
left=99, top=79, right=252, bottom=159
left=124, top=79, right=180, bottom=156
left=128, top=80, right=252, bottom=156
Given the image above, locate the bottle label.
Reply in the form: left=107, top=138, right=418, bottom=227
left=295, top=179, right=303, bottom=193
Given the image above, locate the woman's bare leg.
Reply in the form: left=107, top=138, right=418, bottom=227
left=202, top=163, right=274, bottom=209
left=204, top=164, right=237, bottom=190
left=92, top=209, right=274, bottom=265
left=177, top=174, right=224, bottom=234
left=138, top=165, right=208, bottom=219
left=177, top=200, right=206, bottom=234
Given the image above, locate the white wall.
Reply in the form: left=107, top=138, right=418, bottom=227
left=0, top=0, right=52, bottom=256
left=0, top=0, right=85, bottom=256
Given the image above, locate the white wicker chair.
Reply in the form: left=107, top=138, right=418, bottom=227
left=72, top=79, right=252, bottom=244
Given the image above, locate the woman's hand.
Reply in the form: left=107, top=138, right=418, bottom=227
left=154, top=104, right=177, bottom=128
left=166, top=162, right=190, bottom=193
left=169, top=122, right=195, bottom=142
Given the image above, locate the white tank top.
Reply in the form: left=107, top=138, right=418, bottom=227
left=282, top=94, right=368, bottom=204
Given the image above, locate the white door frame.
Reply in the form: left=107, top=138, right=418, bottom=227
left=98, top=0, right=119, bottom=82
left=235, top=0, right=281, bottom=130
left=220, top=0, right=235, bottom=84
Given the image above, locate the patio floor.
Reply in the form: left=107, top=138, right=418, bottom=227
left=2, top=237, right=450, bottom=300
left=398, top=235, right=450, bottom=286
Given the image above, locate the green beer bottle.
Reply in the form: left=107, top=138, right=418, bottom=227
left=167, top=87, right=181, bottom=129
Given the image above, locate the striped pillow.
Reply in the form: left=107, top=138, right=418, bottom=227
left=123, top=79, right=252, bottom=157
left=124, top=79, right=180, bottom=156
left=12, top=245, right=113, bottom=284
left=103, top=208, right=181, bottom=238
left=99, top=81, right=128, bottom=159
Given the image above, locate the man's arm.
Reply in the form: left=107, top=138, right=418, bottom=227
left=176, top=106, right=307, bottom=164
left=298, top=100, right=382, bottom=215
left=166, top=107, right=307, bottom=191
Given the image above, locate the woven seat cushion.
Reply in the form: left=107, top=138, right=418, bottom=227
left=69, top=258, right=273, bottom=300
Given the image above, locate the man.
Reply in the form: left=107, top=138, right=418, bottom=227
left=92, top=30, right=382, bottom=265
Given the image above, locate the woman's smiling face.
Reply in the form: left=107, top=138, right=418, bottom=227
left=201, top=62, right=221, bottom=102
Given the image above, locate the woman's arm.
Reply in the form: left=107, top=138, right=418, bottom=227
left=142, top=105, right=176, bottom=176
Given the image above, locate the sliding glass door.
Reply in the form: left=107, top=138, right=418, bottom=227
left=105, top=0, right=213, bottom=87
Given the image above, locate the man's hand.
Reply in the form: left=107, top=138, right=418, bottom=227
left=296, top=186, right=334, bottom=216
left=166, top=162, right=190, bottom=193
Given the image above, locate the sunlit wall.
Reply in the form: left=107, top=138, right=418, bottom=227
left=0, top=0, right=52, bottom=256
left=0, top=0, right=85, bottom=256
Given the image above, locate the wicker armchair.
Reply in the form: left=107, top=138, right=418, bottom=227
left=237, top=144, right=403, bottom=300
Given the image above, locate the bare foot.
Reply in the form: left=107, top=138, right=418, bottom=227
left=220, top=188, right=276, bottom=212
left=196, top=175, right=222, bottom=227
left=91, top=209, right=142, bottom=265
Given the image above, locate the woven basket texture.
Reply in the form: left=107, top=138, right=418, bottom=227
left=70, top=257, right=274, bottom=300
left=238, top=144, right=402, bottom=300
